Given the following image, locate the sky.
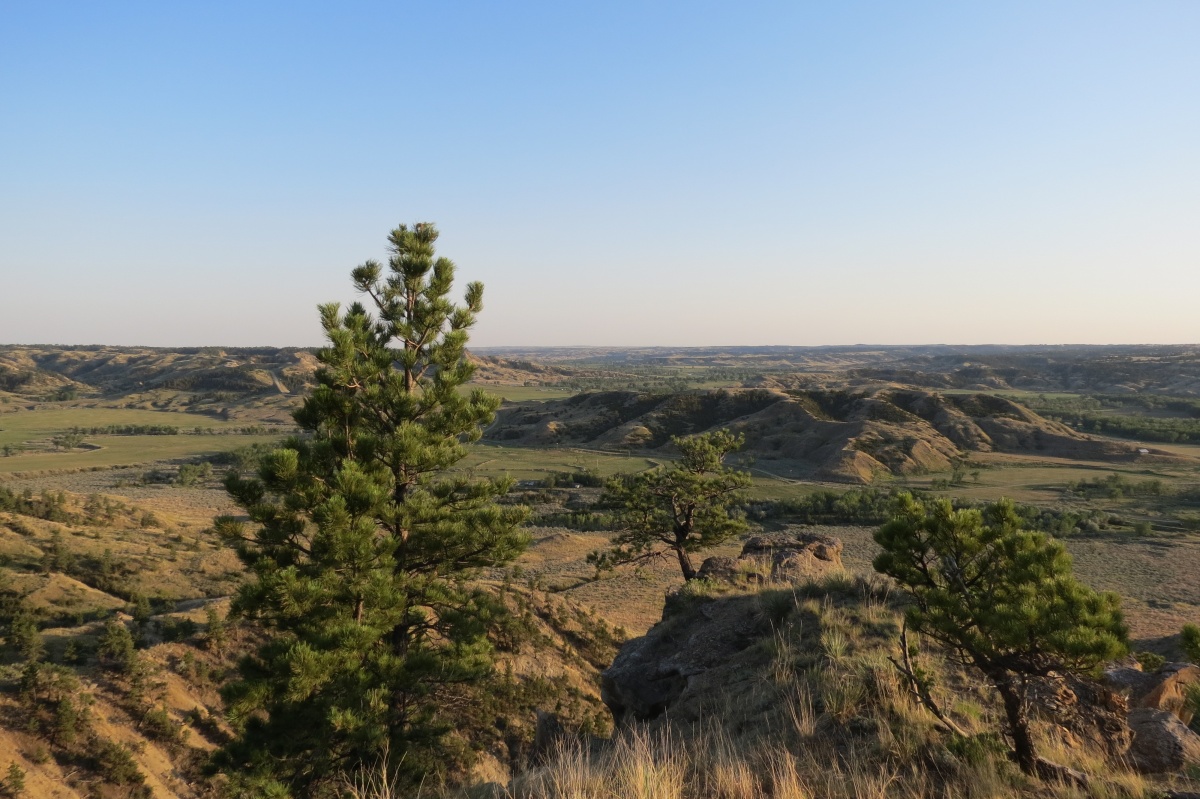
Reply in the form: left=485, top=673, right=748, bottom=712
left=1, top=2, right=1198, bottom=348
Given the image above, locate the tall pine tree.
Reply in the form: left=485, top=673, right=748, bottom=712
left=214, top=223, right=529, bottom=795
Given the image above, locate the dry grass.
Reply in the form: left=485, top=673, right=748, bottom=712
left=464, top=575, right=1180, bottom=799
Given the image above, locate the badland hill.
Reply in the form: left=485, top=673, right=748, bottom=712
left=486, top=387, right=1177, bottom=483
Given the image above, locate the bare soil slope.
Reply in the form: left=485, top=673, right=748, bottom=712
left=486, top=388, right=1180, bottom=483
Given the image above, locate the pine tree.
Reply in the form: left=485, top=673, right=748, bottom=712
left=4, top=762, right=25, bottom=796
left=202, top=605, right=227, bottom=653
left=97, top=620, right=136, bottom=673
left=590, top=430, right=750, bottom=580
left=4, top=606, right=43, bottom=663
left=873, top=495, right=1128, bottom=776
left=214, top=223, right=529, bottom=795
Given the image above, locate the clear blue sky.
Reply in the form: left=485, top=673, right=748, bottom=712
left=2, top=2, right=1198, bottom=347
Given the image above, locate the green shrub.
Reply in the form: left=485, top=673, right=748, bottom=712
left=663, top=577, right=727, bottom=618
left=141, top=704, right=185, bottom=747
left=159, top=617, right=198, bottom=642
left=92, top=739, right=147, bottom=789
left=1183, top=624, right=1200, bottom=663
left=757, top=588, right=796, bottom=628
left=946, top=733, right=1008, bottom=766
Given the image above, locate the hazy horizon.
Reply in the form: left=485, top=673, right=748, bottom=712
left=3, top=2, right=1198, bottom=348
left=5, top=341, right=1200, bottom=353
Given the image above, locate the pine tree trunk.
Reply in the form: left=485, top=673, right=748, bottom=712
left=995, top=675, right=1037, bottom=775
left=676, top=547, right=696, bottom=581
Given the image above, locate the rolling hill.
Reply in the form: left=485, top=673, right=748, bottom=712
left=485, top=387, right=1179, bottom=482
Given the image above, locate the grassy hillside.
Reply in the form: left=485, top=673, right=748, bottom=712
left=512, top=572, right=1199, bottom=799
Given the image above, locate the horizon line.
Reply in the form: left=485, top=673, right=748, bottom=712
left=3, top=342, right=1200, bottom=351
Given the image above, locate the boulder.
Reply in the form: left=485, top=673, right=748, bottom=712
left=696, top=556, right=740, bottom=583
left=740, top=529, right=843, bottom=583
left=1030, top=675, right=1131, bottom=759
left=1137, top=663, right=1200, bottom=723
left=1128, top=707, right=1200, bottom=773
left=1104, top=661, right=1158, bottom=699
left=1106, top=661, right=1200, bottom=723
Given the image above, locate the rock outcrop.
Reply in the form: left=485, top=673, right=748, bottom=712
left=600, top=592, right=764, bottom=723
left=1137, top=663, right=1200, bottom=722
left=602, top=530, right=845, bottom=724
left=739, top=530, right=844, bottom=582
left=1031, top=674, right=1132, bottom=760
left=1103, top=661, right=1200, bottom=772
left=1128, top=708, right=1200, bottom=773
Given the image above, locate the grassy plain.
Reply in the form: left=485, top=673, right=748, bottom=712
left=0, top=434, right=282, bottom=474
left=474, top=385, right=578, bottom=402
left=0, top=404, right=286, bottom=473
left=456, top=443, right=661, bottom=481
left=0, top=405, right=254, bottom=439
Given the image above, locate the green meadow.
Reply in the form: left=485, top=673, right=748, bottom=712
left=0, top=406, right=285, bottom=473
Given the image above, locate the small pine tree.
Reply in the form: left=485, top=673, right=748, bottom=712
left=4, top=762, right=26, bottom=796
left=213, top=223, right=529, bottom=793
left=97, top=620, right=136, bottom=673
left=14, top=617, right=43, bottom=663
left=203, top=605, right=227, bottom=653
left=590, top=430, right=750, bottom=580
left=52, top=696, right=80, bottom=746
left=873, top=496, right=1128, bottom=776
left=129, top=594, right=153, bottom=644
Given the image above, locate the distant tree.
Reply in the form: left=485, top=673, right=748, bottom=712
left=2, top=587, right=43, bottom=662
left=873, top=496, right=1127, bottom=777
left=52, top=696, right=81, bottom=746
left=213, top=223, right=529, bottom=795
left=203, top=605, right=227, bottom=653
left=40, top=531, right=73, bottom=574
left=129, top=594, right=153, bottom=643
left=4, top=762, right=26, bottom=796
left=50, top=432, right=83, bottom=450
left=590, top=430, right=750, bottom=581
left=97, top=620, right=136, bottom=673
left=7, top=611, right=44, bottom=663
